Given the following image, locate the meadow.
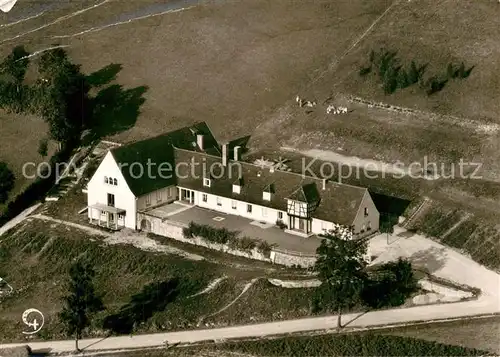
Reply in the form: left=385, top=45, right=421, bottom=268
left=105, top=332, right=488, bottom=357
left=0, top=218, right=319, bottom=343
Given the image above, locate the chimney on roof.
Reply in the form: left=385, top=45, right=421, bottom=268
left=322, top=178, right=327, bottom=190
left=234, top=146, right=241, bottom=161
left=197, top=134, right=204, bottom=151
left=222, top=143, right=228, bottom=166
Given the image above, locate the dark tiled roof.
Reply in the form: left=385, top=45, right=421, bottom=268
left=110, top=122, right=219, bottom=196
left=287, top=182, right=320, bottom=203
left=174, top=149, right=368, bottom=226
left=263, top=183, right=275, bottom=194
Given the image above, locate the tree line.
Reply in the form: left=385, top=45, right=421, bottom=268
left=359, top=48, right=474, bottom=95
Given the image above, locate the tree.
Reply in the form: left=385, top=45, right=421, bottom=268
left=383, top=66, right=399, bottom=94
left=313, top=227, right=368, bottom=328
left=380, top=213, right=396, bottom=244
left=59, top=260, right=104, bottom=352
left=38, top=138, right=48, bottom=157
left=397, top=68, right=409, bottom=89
left=457, top=62, right=465, bottom=78
left=36, top=48, right=91, bottom=144
left=0, top=45, right=30, bottom=83
left=426, top=76, right=448, bottom=95
left=0, top=162, right=15, bottom=204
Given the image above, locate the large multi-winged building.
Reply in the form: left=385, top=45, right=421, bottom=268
left=86, top=122, right=379, bottom=238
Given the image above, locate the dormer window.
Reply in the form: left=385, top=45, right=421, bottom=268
left=203, top=177, right=211, bottom=187
left=262, top=183, right=275, bottom=201
left=286, top=183, right=319, bottom=218
left=233, top=177, right=243, bottom=194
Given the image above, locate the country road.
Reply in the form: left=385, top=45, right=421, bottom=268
left=1, top=296, right=499, bottom=354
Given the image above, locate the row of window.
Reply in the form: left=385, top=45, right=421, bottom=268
left=199, top=193, right=371, bottom=231
left=104, top=176, right=118, bottom=185
left=201, top=194, right=284, bottom=219
left=145, top=187, right=175, bottom=206
left=100, top=211, right=125, bottom=219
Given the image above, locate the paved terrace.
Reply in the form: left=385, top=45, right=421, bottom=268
left=149, top=204, right=322, bottom=254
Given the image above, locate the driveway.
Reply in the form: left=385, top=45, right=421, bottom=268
left=168, top=206, right=321, bottom=254
left=368, top=227, right=500, bottom=298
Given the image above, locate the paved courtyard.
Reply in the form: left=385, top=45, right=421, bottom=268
left=167, top=206, right=321, bottom=254
left=143, top=202, right=191, bottom=218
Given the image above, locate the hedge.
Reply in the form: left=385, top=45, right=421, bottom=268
left=183, top=222, right=275, bottom=257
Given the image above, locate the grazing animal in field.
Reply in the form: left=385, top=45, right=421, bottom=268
left=327, top=105, right=348, bottom=115
left=295, top=95, right=304, bottom=107
left=296, top=95, right=316, bottom=108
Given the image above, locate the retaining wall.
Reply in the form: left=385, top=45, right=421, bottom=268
left=137, top=212, right=318, bottom=268
left=270, top=250, right=316, bottom=268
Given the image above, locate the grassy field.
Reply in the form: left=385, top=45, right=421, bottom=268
left=382, top=316, right=500, bottom=354
left=0, top=0, right=393, bottom=143
left=408, top=199, right=500, bottom=271
left=103, top=332, right=488, bottom=357
left=0, top=216, right=320, bottom=343
left=249, top=0, right=500, bottom=169
left=0, top=110, right=57, bottom=211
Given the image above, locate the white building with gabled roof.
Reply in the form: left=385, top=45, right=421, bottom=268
left=86, top=122, right=379, bottom=237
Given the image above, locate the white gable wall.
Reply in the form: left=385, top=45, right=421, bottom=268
left=352, top=191, right=380, bottom=236
left=87, top=151, right=137, bottom=229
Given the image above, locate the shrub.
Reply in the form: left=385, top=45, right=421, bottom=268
left=426, top=76, right=448, bottom=95
left=359, top=66, right=372, bottom=76
left=275, top=219, right=287, bottom=229
left=182, top=222, right=238, bottom=245
left=237, top=236, right=258, bottom=252
left=257, top=241, right=274, bottom=257
left=38, top=138, right=49, bottom=157
left=360, top=48, right=475, bottom=97
left=0, top=162, right=15, bottom=204
left=361, top=258, right=418, bottom=308
left=182, top=226, right=193, bottom=238
left=183, top=222, right=276, bottom=257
